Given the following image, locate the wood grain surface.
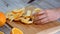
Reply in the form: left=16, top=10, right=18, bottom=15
left=7, top=20, right=60, bottom=34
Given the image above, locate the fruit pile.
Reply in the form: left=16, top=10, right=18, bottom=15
left=6, top=8, right=41, bottom=24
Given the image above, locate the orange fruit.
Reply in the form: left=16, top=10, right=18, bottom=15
left=0, top=12, right=6, bottom=27
left=0, top=31, right=4, bottom=34
left=11, top=28, right=23, bottom=34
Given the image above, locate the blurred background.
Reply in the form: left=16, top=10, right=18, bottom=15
left=0, top=0, right=60, bottom=34
left=0, top=0, right=60, bottom=13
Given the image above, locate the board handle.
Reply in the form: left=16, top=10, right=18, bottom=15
left=5, top=23, right=13, bottom=29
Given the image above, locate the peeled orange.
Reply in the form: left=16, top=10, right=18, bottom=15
left=0, top=12, right=6, bottom=27
left=11, top=28, right=23, bottom=34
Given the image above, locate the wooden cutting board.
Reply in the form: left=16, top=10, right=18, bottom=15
left=6, top=20, right=60, bottom=34
left=6, top=6, right=60, bottom=34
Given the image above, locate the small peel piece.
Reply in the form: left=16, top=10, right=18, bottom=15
left=23, top=10, right=32, bottom=18
left=34, top=8, right=42, bottom=12
left=20, top=17, right=33, bottom=24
